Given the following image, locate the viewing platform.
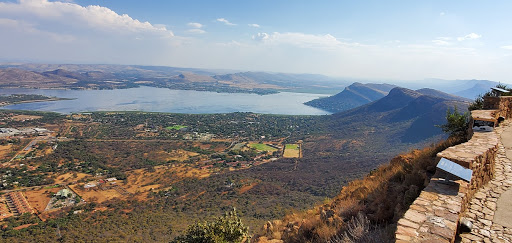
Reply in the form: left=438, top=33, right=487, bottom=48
left=396, top=96, right=512, bottom=242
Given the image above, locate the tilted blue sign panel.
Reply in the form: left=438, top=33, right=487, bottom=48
left=437, top=158, right=473, bottom=182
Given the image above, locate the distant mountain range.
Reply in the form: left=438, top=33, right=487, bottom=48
left=393, top=79, right=500, bottom=100
left=0, top=63, right=505, bottom=99
left=0, top=64, right=349, bottom=94
left=325, top=87, right=470, bottom=143
left=305, top=82, right=471, bottom=113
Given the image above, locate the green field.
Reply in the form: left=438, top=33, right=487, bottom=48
left=166, top=125, right=188, bottom=130
left=249, top=143, right=277, bottom=152
left=285, top=144, right=299, bottom=150
left=43, top=185, right=60, bottom=189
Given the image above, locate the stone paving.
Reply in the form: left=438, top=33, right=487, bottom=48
left=460, top=122, right=512, bottom=242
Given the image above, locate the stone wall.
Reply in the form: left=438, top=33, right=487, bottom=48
left=484, top=96, right=512, bottom=119
left=437, top=131, right=499, bottom=212
left=395, top=96, right=510, bottom=242
left=395, top=130, right=499, bottom=242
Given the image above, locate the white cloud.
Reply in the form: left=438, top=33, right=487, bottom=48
left=0, top=0, right=174, bottom=37
left=432, top=37, right=453, bottom=46
left=0, top=1, right=509, bottom=83
left=187, top=29, right=206, bottom=34
left=252, top=32, right=269, bottom=41
left=432, top=40, right=450, bottom=46
left=248, top=23, right=260, bottom=28
left=252, top=32, right=361, bottom=50
left=216, top=18, right=236, bottom=26
left=457, top=33, right=481, bottom=41
left=440, top=12, right=445, bottom=16
left=187, top=22, right=203, bottom=28
left=0, top=17, right=75, bottom=42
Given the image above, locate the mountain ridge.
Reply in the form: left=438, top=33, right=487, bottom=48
left=304, top=82, right=396, bottom=113
left=0, top=65, right=348, bottom=94
left=330, top=86, right=470, bottom=143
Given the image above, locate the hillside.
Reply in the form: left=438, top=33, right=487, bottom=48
left=0, top=85, right=474, bottom=242
left=453, top=82, right=496, bottom=100
left=254, top=137, right=463, bottom=242
left=0, top=68, right=78, bottom=88
left=416, top=88, right=471, bottom=102
left=252, top=88, right=471, bottom=242
left=0, top=64, right=349, bottom=94
left=304, top=82, right=396, bottom=113
left=327, top=87, right=469, bottom=143
left=391, top=79, right=499, bottom=100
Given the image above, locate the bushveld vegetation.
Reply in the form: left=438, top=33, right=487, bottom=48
left=0, top=98, right=461, bottom=242
left=254, top=136, right=465, bottom=242
left=172, top=209, right=248, bottom=243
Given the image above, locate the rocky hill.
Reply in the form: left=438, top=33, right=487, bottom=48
left=327, top=87, right=470, bottom=143
left=417, top=88, right=471, bottom=102
left=254, top=87, right=473, bottom=243
left=453, top=82, right=497, bottom=100
left=0, top=64, right=349, bottom=94
left=304, top=82, right=396, bottom=113
left=0, top=68, right=78, bottom=88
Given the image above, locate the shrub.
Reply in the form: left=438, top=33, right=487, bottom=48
left=468, top=94, right=484, bottom=111
left=438, top=107, right=469, bottom=139
left=172, top=209, right=248, bottom=243
left=469, top=84, right=512, bottom=111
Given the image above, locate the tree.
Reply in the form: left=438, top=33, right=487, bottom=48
left=468, top=94, right=485, bottom=111
left=469, top=84, right=512, bottom=111
left=438, top=107, right=469, bottom=139
left=172, top=209, right=248, bottom=243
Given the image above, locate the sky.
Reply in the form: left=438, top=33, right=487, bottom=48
left=0, top=0, right=511, bottom=82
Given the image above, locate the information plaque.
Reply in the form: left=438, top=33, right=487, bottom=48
left=436, top=158, right=473, bottom=182
left=491, top=87, right=509, bottom=93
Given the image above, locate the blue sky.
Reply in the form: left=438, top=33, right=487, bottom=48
left=1, top=0, right=511, bottom=81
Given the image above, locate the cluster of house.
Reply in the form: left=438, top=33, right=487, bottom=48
left=0, top=197, right=13, bottom=220
left=0, top=192, right=34, bottom=220
left=0, top=127, right=50, bottom=138
left=183, top=132, right=215, bottom=141
left=83, top=177, right=118, bottom=190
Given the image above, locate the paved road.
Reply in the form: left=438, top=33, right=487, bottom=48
left=501, top=125, right=512, bottom=160
left=495, top=125, right=512, bottom=228
left=460, top=122, right=512, bottom=242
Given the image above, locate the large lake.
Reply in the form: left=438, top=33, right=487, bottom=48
left=0, top=87, right=331, bottom=115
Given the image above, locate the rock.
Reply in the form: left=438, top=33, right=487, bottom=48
left=486, top=201, right=497, bottom=210
left=404, top=210, right=427, bottom=224
left=398, top=218, right=419, bottom=229
left=479, top=218, right=492, bottom=226
left=430, top=225, right=454, bottom=239
left=396, top=226, right=417, bottom=237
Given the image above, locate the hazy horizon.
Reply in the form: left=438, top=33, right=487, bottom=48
left=1, top=0, right=511, bottom=82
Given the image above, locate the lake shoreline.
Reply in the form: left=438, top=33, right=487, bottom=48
left=0, top=87, right=331, bottom=116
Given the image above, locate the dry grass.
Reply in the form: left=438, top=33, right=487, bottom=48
left=283, top=144, right=300, bottom=158
left=146, top=149, right=199, bottom=162
left=10, top=115, right=42, bottom=121
left=239, top=183, right=258, bottom=194
left=70, top=184, right=123, bottom=204
left=0, top=144, right=14, bottom=160
left=25, top=187, right=60, bottom=213
left=123, top=164, right=210, bottom=194
left=255, top=137, right=464, bottom=243
left=52, top=172, right=90, bottom=184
